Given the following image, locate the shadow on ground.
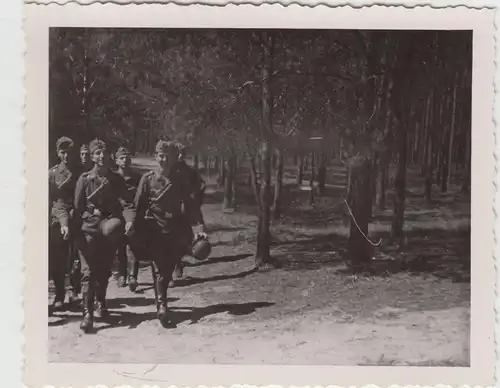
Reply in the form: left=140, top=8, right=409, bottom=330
left=96, top=301, right=275, bottom=331
left=271, top=226, right=470, bottom=283
left=174, top=267, right=258, bottom=287
left=184, top=253, right=253, bottom=267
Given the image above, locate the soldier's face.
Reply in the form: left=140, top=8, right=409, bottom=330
left=156, top=151, right=177, bottom=172
left=92, top=148, right=110, bottom=167
left=116, top=154, right=131, bottom=169
left=80, top=150, right=89, bottom=164
left=58, top=149, right=71, bottom=164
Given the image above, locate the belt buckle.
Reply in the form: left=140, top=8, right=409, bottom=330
left=165, top=212, right=173, bottom=219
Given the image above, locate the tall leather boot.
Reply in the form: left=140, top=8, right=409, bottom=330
left=94, top=277, right=109, bottom=320
left=155, top=277, right=169, bottom=327
left=127, top=255, right=139, bottom=293
left=64, top=274, right=76, bottom=306
left=80, top=281, right=94, bottom=334
left=52, top=275, right=66, bottom=311
left=70, top=258, right=82, bottom=297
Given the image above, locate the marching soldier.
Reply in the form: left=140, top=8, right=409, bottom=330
left=132, top=140, right=206, bottom=327
left=114, top=146, right=142, bottom=291
left=171, top=143, right=207, bottom=283
left=49, top=136, right=80, bottom=312
left=66, top=143, right=93, bottom=300
left=73, top=139, right=134, bottom=333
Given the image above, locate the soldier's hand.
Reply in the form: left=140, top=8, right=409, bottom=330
left=124, top=222, right=133, bottom=236
left=195, top=232, right=208, bottom=241
left=192, top=223, right=207, bottom=237
left=60, top=226, right=70, bottom=240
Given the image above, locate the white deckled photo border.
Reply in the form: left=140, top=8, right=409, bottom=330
left=21, top=3, right=497, bottom=388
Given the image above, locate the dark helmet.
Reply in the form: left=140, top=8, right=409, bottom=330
left=191, top=235, right=211, bottom=261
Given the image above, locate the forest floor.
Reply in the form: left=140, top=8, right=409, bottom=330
left=48, top=157, right=470, bottom=366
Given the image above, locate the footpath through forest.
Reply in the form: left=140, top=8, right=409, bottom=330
left=48, top=157, right=470, bottom=366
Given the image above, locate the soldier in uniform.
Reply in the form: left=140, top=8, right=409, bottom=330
left=114, top=146, right=142, bottom=291
left=171, top=143, right=207, bottom=282
left=73, top=139, right=134, bottom=333
left=131, top=140, right=206, bottom=327
left=49, top=136, right=80, bottom=312
left=67, top=143, right=93, bottom=300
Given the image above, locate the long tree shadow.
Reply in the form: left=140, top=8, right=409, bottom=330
left=373, top=210, right=470, bottom=224
left=270, top=225, right=470, bottom=283
left=97, top=301, right=275, bottom=331
left=106, top=296, right=179, bottom=309
left=173, top=267, right=258, bottom=287
left=338, top=227, right=471, bottom=283
left=273, top=232, right=347, bottom=270
left=184, top=253, right=253, bottom=267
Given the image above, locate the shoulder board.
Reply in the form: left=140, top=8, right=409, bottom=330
left=144, top=170, right=154, bottom=178
left=80, top=171, right=91, bottom=179
left=49, top=165, right=58, bottom=172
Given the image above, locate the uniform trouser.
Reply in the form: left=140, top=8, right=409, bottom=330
left=172, top=219, right=195, bottom=278
left=67, top=211, right=82, bottom=296
left=68, top=239, right=81, bottom=295
left=146, top=227, right=185, bottom=308
left=49, top=223, right=70, bottom=303
left=78, top=218, right=124, bottom=309
left=117, top=234, right=140, bottom=280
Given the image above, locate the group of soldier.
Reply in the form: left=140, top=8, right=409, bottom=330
left=49, top=136, right=207, bottom=333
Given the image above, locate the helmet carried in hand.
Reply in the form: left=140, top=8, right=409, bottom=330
left=191, top=235, right=212, bottom=261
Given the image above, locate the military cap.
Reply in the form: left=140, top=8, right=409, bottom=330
left=115, top=146, right=131, bottom=158
left=80, top=144, right=89, bottom=152
left=89, top=139, right=107, bottom=154
left=155, top=140, right=178, bottom=154
left=56, top=136, right=74, bottom=152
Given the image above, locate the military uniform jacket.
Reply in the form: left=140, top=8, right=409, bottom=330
left=74, top=167, right=136, bottom=234
left=114, top=168, right=141, bottom=211
left=49, top=163, right=83, bottom=228
left=176, top=161, right=206, bottom=206
left=132, top=169, right=204, bottom=235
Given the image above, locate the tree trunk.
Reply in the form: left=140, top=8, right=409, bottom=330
left=375, top=152, right=387, bottom=211
left=309, top=152, right=315, bottom=205
left=255, top=31, right=274, bottom=268
left=346, top=156, right=373, bottom=269
left=214, top=155, right=220, bottom=180
left=447, top=83, right=458, bottom=186
left=272, top=148, right=284, bottom=220
left=247, top=166, right=252, bottom=186
left=222, top=156, right=235, bottom=210
left=439, top=96, right=450, bottom=193
left=391, top=120, right=407, bottom=249
left=424, top=132, right=433, bottom=204
left=204, top=156, right=210, bottom=177
left=232, top=156, right=237, bottom=207
left=317, top=153, right=327, bottom=195
left=421, top=92, right=434, bottom=204
left=249, top=153, right=261, bottom=207
left=218, top=156, right=225, bottom=188
left=461, top=128, right=471, bottom=195
left=296, top=156, right=304, bottom=185
left=369, top=153, right=377, bottom=216
left=338, top=136, right=344, bottom=161
left=256, top=141, right=272, bottom=266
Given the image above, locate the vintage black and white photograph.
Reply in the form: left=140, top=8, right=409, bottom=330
left=47, top=25, right=475, bottom=365
left=24, top=4, right=495, bottom=387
